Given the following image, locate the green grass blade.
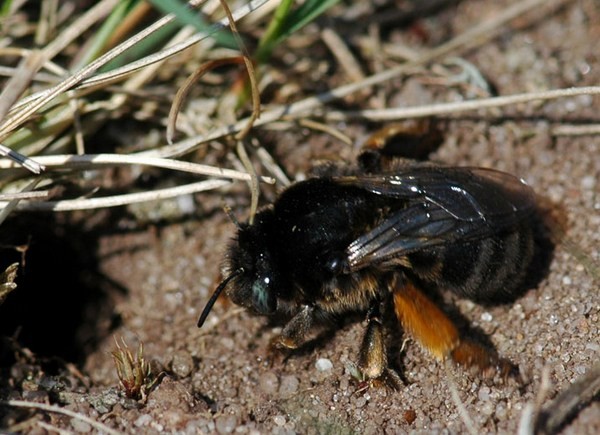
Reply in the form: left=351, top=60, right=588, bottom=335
left=149, top=0, right=236, bottom=48
left=274, top=0, right=340, bottom=45
left=0, top=0, right=13, bottom=17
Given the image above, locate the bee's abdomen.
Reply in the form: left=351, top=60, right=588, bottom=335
left=408, top=223, right=535, bottom=303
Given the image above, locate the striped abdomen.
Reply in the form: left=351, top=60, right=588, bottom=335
left=406, top=222, right=535, bottom=303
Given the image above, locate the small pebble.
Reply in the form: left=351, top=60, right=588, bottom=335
left=273, top=415, right=286, bottom=426
left=135, top=414, right=152, bottom=427
left=480, top=401, right=495, bottom=416
left=70, top=418, right=92, bottom=433
left=355, top=396, right=367, bottom=408
left=478, top=386, right=491, bottom=401
left=171, top=350, right=194, bottom=378
left=581, top=175, right=595, bottom=190
left=495, top=402, right=507, bottom=420
left=481, top=312, right=493, bottom=322
left=279, top=375, right=299, bottom=395
left=215, top=415, right=238, bottom=434
left=315, top=358, right=333, bottom=372
left=259, top=372, right=279, bottom=394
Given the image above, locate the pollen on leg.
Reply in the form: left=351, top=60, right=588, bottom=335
left=451, top=340, right=519, bottom=379
left=393, top=282, right=459, bottom=360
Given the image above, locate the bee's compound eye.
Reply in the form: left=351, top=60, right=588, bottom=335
left=251, top=276, right=276, bottom=314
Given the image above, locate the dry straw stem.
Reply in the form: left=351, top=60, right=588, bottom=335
left=534, top=362, right=600, bottom=434
left=0, top=0, right=272, bottom=213
left=2, top=400, right=123, bottom=435
left=0, top=153, right=274, bottom=183
left=0, top=153, right=275, bottom=213
left=0, top=179, right=232, bottom=212
left=214, top=0, right=262, bottom=222
left=0, top=0, right=120, bottom=122
left=167, top=57, right=247, bottom=145
left=0, top=178, right=40, bottom=224
left=518, top=366, right=552, bottom=435
left=0, top=262, right=19, bottom=305
left=0, top=0, right=270, bottom=143
left=152, top=0, right=576, bottom=159
left=551, top=124, right=600, bottom=136
left=0, top=143, right=45, bottom=174
left=324, top=86, right=600, bottom=122
left=445, top=365, right=479, bottom=435
left=0, top=0, right=118, bottom=172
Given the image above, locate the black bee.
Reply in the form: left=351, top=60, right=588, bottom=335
left=197, top=140, right=544, bottom=384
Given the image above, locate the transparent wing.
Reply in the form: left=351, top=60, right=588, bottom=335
left=337, top=167, right=536, bottom=271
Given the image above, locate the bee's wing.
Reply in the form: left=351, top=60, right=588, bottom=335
left=337, top=167, right=536, bottom=271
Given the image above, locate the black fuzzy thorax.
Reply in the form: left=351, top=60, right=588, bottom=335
left=261, top=178, right=405, bottom=302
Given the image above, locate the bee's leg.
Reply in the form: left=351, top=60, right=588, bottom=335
left=357, top=304, right=403, bottom=389
left=272, top=304, right=315, bottom=350
left=451, top=338, right=519, bottom=379
left=393, top=281, right=517, bottom=378
left=358, top=305, right=387, bottom=380
left=358, top=120, right=443, bottom=172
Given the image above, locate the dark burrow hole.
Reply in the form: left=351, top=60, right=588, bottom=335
left=0, top=214, right=125, bottom=365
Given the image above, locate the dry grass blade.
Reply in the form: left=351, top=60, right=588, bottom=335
left=0, top=179, right=232, bottom=212
left=0, top=143, right=45, bottom=174
left=0, top=0, right=120, bottom=120
left=298, top=118, right=353, bottom=145
left=0, top=0, right=270, bottom=141
left=321, top=27, right=365, bottom=82
left=551, top=124, right=600, bottom=136
left=254, top=144, right=292, bottom=187
left=153, top=82, right=600, bottom=160
left=215, top=0, right=261, bottom=141
left=0, top=153, right=275, bottom=183
left=167, top=57, right=246, bottom=145
left=445, top=364, right=479, bottom=435
left=2, top=400, right=123, bottom=435
left=215, top=0, right=262, bottom=223
left=0, top=52, right=45, bottom=123
left=0, top=13, right=174, bottom=141
left=324, top=86, right=600, bottom=121
left=534, top=363, right=600, bottom=434
left=149, top=0, right=574, bottom=159
left=0, top=262, right=19, bottom=305
left=236, top=140, right=259, bottom=223
left=519, top=366, right=552, bottom=435
left=0, top=0, right=120, bottom=134
left=0, top=191, right=49, bottom=201
left=0, top=178, right=41, bottom=224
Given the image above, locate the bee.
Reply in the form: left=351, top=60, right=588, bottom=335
left=197, top=137, right=547, bottom=385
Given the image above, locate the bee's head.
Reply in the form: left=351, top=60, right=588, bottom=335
left=197, top=212, right=279, bottom=328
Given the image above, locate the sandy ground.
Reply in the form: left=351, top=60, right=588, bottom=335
left=0, top=0, right=598, bottom=433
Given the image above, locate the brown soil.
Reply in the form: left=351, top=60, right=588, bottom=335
left=1, top=0, right=599, bottom=433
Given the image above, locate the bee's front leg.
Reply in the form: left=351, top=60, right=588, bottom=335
left=271, top=304, right=315, bottom=350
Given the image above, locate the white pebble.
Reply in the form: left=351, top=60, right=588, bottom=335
left=273, top=415, right=286, bottom=426
left=135, top=414, right=152, bottom=427
left=581, top=176, right=595, bottom=190
left=315, top=358, right=333, bottom=372
left=481, top=312, right=493, bottom=322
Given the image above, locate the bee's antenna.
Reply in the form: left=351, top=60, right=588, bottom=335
left=222, top=203, right=242, bottom=229
left=197, top=268, right=244, bottom=328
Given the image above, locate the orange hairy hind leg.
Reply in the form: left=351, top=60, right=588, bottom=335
left=393, top=282, right=517, bottom=378
left=393, top=282, right=459, bottom=360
